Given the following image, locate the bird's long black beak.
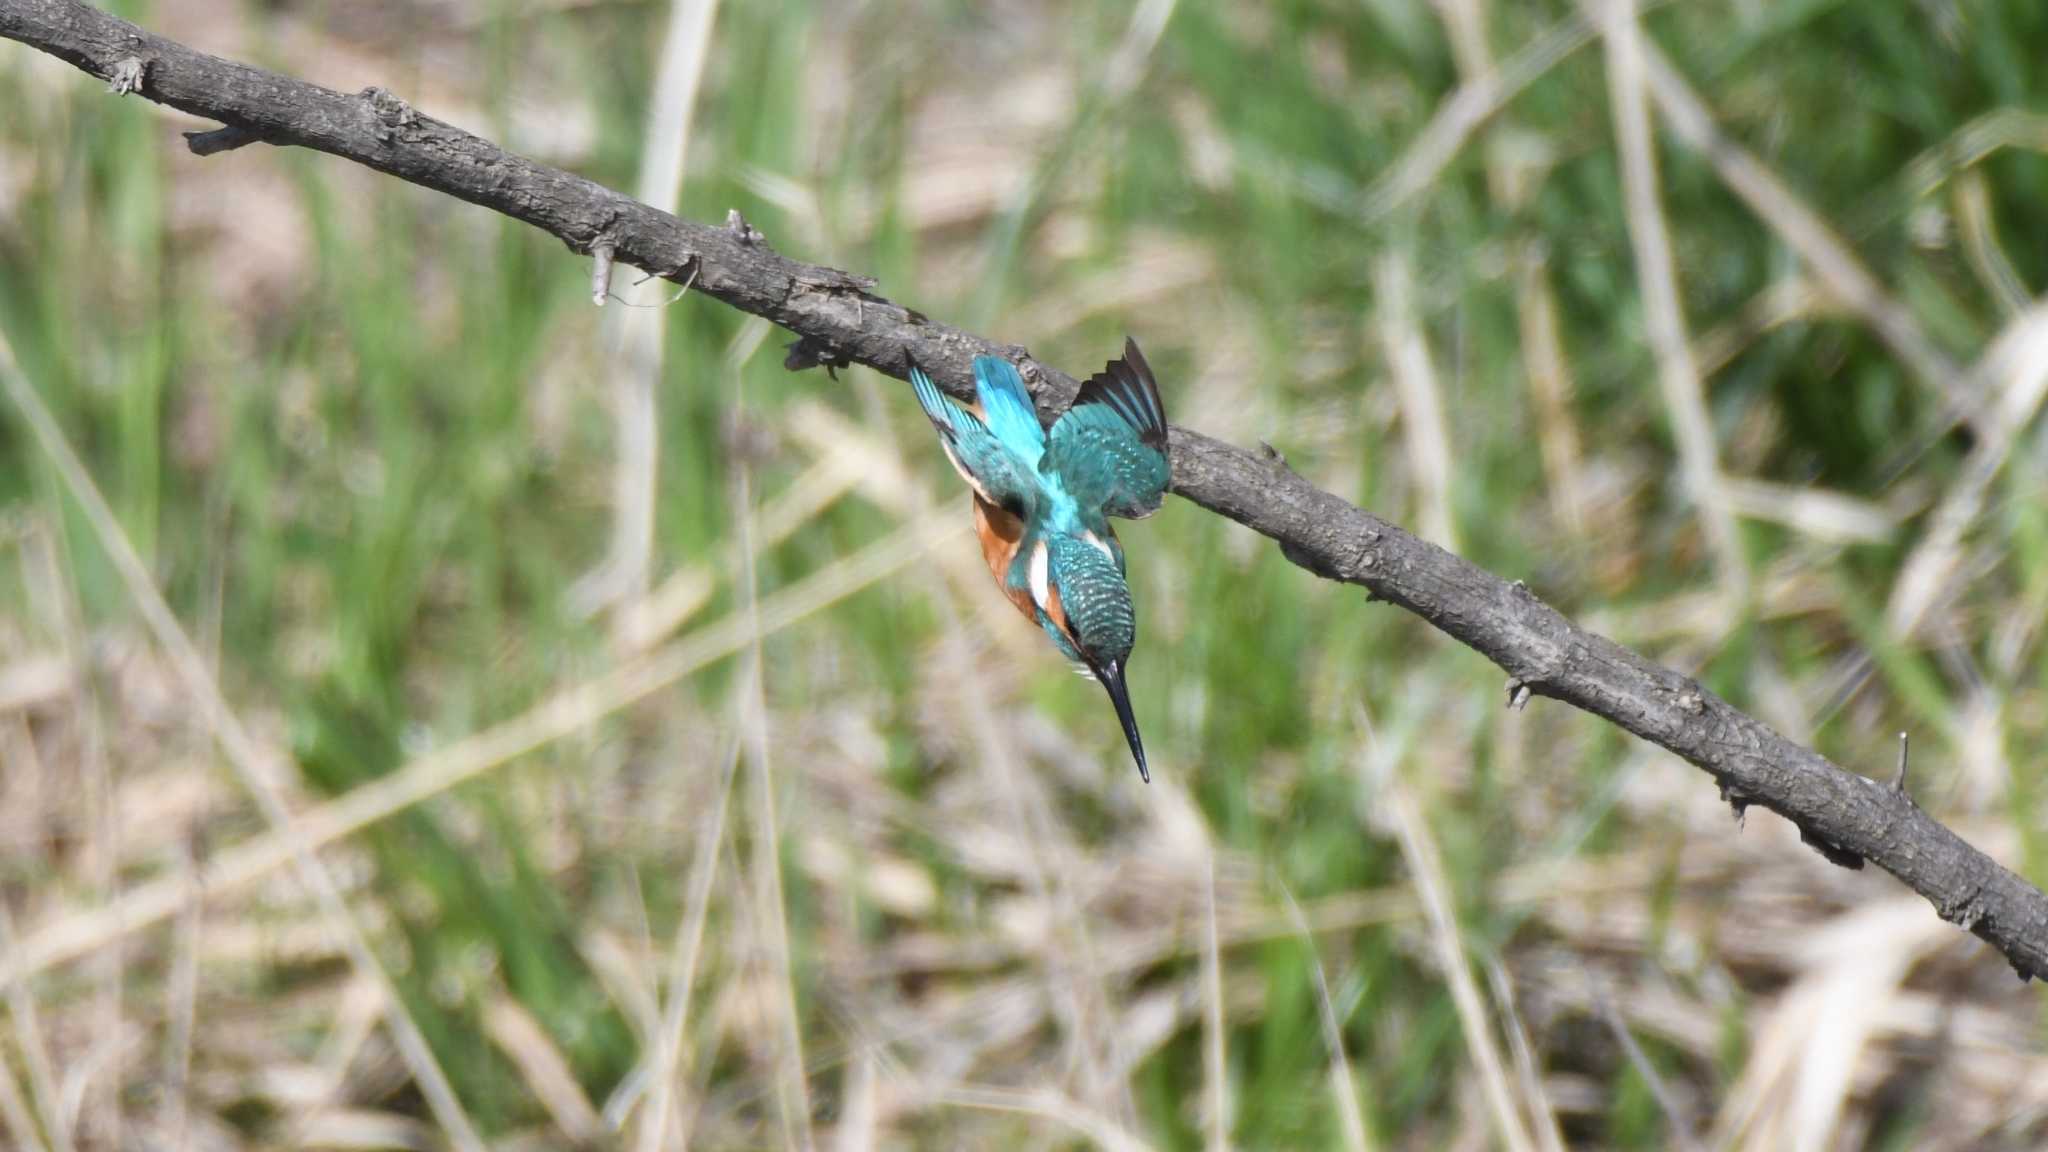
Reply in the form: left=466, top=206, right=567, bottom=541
left=1097, top=659, right=1149, bottom=783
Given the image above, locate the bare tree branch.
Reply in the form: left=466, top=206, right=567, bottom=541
left=4, top=0, right=2045, bottom=981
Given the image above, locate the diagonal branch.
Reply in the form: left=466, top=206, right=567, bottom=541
left=3, top=0, right=2045, bottom=981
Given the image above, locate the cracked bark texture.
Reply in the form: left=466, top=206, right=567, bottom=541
left=4, top=0, right=2045, bottom=980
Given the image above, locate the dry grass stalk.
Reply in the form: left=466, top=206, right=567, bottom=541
left=1593, top=980, right=1703, bottom=1152
left=1711, top=899, right=1951, bottom=1151
left=1952, top=170, right=2030, bottom=317
left=0, top=899, right=71, bottom=1152
left=1279, top=883, right=1375, bottom=1152
left=828, top=1047, right=879, bottom=1152
left=1362, top=10, right=1596, bottom=222
left=1598, top=0, right=1747, bottom=610
left=0, top=652, right=69, bottom=714
left=1887, top=303, right=2048, bottom=637
left=1428, top=0, right=1594, bottom=561
left=1516, top=246, right=1590, bottom=538
left=26, top=511, right=124, bottom=1150
left=572, top=0, right=723, bottom=622
left=1631, top=30, right=1967, bottom=406
left=1903, top=108, right=2048, bottom=202
left=1484, top=956, right=1567, bottom=1152
left=623, top=423, right=872, bottom=653
left=1375, top=250, right=1458, bottom=551
left=926, top=1083, right=1158, bottom=1152
left=0, top=336, right=487, bottom=1152
left=940, top=617, right=1129, bottom=1114
left=0, top=1046, right=45, bottom=1152
left=290, top=1108, right=437, bottom=1151
left=1201, top=852, right=1231, bottom=1152
left=482, top=994, right=607, bottom=1146
left=159, top=842, right=203, bottom=1151
left=1, top=515, right=963, bottom=991
left=731, top=465, right=818, bottom=1152
left=1690, top=277, right=1829, bottom=381
left=1363, top=703, right=1535, bottom=1152
left=1716, top=478, right=1900, bottom=545
left=637, top=727, right=742, bottom=1152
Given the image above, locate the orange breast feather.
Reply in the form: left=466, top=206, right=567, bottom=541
left=971, top=496, right=1038, bottom=623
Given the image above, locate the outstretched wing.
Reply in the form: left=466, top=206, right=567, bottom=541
left=909, top=363, right=1039, bottom=516
left=1043, top=337, right=1170, bottom=519
left=971, top=356, right=1047, bottom=463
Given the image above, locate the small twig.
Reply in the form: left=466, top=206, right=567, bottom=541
left=104, top=54, right=142, bottom=94
left=603, top=263, right=698, bottom=310
left=181, top=123, right=260, bottom=155
left=726, top=207, right=763, bottom=243
left=1891, top=731, right=1911, bottom=792
left=589, top=241, right=614, bottom=306
left=1506, top=679, right=1533, bottom=712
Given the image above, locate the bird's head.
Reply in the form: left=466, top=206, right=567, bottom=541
left=1031, top=531, right=1149, bottom=782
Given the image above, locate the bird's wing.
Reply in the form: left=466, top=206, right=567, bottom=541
left=971, top=356, right=1048, bottom=462
left=910, top=363, right=1039, bottom=515
left=1043, top=338, right=1170, bottom=519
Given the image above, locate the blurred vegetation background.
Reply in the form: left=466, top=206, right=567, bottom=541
left=4, top=0, right=2048, bottom=1148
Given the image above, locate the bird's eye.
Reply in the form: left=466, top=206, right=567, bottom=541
left=1001, top=493, right=1027, bottom=519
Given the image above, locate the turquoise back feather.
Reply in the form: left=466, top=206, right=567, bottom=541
left=971, top=356, right=1047, bottom=464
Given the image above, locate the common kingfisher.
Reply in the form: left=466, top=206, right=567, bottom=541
left=908, top=339, right=1171, bottom=782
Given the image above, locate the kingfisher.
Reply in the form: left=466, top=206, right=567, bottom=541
left=908, top=338, right=1171, bottom=782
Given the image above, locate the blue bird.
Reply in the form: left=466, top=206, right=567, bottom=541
left=908, top=339, right=1171, bottom=782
